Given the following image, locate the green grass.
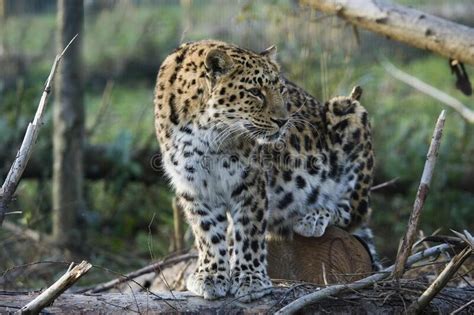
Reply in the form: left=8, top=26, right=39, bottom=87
left=2, top=13, right=56, bottom=56
left=85, top=83, right=154, bottom=146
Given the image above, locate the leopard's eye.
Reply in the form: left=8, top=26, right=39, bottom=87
left=248, top=88, right=263, bottom=98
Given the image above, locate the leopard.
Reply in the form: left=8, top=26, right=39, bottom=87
left=154, top=40, right=376, bottom=302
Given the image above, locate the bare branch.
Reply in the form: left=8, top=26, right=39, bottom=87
left=0, top=35, right=78, bottom=226
left=392, top=110, right=446, bottom=280
left=300, top=0, right=474, bottom=65
left=382, top=61, right=474, bottom=123
left=275, top=243, right=451, bottom=314
left=18, top=260, right=91, bottom=315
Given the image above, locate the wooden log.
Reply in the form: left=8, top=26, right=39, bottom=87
left=0, top=287, right=471, bottom=314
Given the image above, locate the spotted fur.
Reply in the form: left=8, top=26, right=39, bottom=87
left=154, top=40, right=375, bottom=301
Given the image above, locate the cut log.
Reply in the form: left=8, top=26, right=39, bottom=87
left=267, top=226, right=373, bottom=284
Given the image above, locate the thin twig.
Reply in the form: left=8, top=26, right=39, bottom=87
left=0, top=35, right=78, bottom=226
left=18, top=260, right=91, bottom=315
left=408, top=246, right=472, bottom=313
left=382, top=61, right=474, bottom=123
left=275, top=243, right=450, bottom=314
left=86, top=80, right=114, bottom=137
left=450, top=299, right=474, bottom=315
left=392, top=110, right=446, bottom=280
left=4, top=211, right=22, bottom=216
left=78, top=264, right=178, bottom=310
left=78, top=252, right=197, bottom=294
left=371, top=177, right=399, bottom=191
left=413, top=235, right=464, bottom=248
left=451, top=230, right=474, bottom=249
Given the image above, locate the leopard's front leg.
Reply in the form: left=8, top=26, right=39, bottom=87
left=177, top=193, right=230, bottom=300
left=229, top=179, right=272, bottom=302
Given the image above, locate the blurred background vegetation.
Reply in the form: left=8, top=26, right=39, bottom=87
left=1, top=0, right=473, bottom=288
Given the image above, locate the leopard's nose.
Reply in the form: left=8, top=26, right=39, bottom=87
left=271, top=118, right=288, bottom=128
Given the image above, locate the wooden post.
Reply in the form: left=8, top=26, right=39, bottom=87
left=52, top=0, right=85, bottom=247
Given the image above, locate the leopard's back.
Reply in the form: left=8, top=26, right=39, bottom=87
left=266, top=83, right=374, bottom=237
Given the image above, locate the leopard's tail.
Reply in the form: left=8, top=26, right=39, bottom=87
left=352, top=224, right=383, bottom=271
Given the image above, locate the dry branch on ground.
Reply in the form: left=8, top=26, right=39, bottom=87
left=18, top=261, right=91, bottom=315
left=407, top=246, right=472, bottom=313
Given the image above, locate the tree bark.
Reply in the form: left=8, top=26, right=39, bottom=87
left=300, top=0, right=474, bottom=65
left=52, top=0, right=84, bottom=248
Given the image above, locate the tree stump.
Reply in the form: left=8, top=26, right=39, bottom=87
left=267, top=226, right=373, bottom=284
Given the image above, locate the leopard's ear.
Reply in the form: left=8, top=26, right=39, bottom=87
left=260, top=45, right=277, bottom=62
left=205, top=49, right=234, bottom=77
left=350, top=86, right=363, bottom=101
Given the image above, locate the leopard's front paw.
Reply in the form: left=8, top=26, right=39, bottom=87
left=186, top=271, right=230, bottom=300
left=230, top=271, right=272, bottom=302
left=293, top=209, right=330, bottom=237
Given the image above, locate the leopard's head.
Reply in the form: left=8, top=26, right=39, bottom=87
left=202, top=45, right=289, bottom=143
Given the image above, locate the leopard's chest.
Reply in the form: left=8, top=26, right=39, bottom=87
left=162, top=125, right=251, bottom=205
